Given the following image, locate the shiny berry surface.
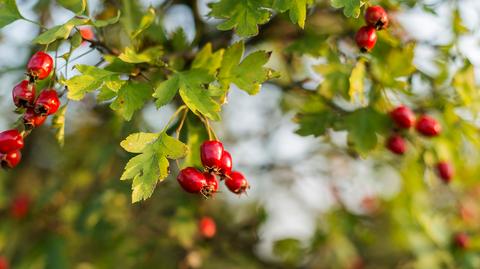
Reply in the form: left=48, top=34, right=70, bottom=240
left=416, top=115, right=441, bottom=137
left=35, top=89, right=60, bottom=116
left=436, top=161, right=454, bottom=183
left=199, top=217, right=216, bottom=238
left=355, top=26, right=377, bottom=52
left=203, top=172, right=219, bottom=196
left=386, top=135, right=406, bottom=155
left=177, top=167, right=207, bottom=193
left=390, top=105, right=415, bottom=129
left=23, top=108, right=47, bottom=129
left=10, top=194, right=30, bottom=220
left=218, top=151, right=233, bottom=176
left=27, top=51, right=53, bottom=80
left=0, top=129, right=24, bottom=154
left=1, top=150, right=21, bottom=169
left=200, top=140, right=224, bottom=170
left=365, top=5, right=389, bottom=30
left=12, top=80, right=36, bottom=108
left=225, top=171, right=249, bottom=194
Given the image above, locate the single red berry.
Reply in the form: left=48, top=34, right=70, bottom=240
left=27, top=51, right=53, bottom=80
left=199, top=217, right=216, bottom=238
left=454, top=232, right=470, bottom=249
left=79, top=26, right=95, bottom=42
left=177, top=167, right=207, bottom=193
left=0, top=129, right=24, bottom=154
left=355, top=26, right=377, bottom=52
left=23, top=108, right=47, bottom=129
left=436, top=161, right=454, bottom=183
left=225, top=171, right=249, bottom=195
left=200, top=140, right=224, bottom=171
left=203, top=172, right=219, bottom=197
left=390, top=105, right=415, bottom=129
left=1, top=150, right=21, bottom=169
left=34, top=89, right=60, bottom=116
left=10, top=194, right=30, bottom=220
left=386, top=135, right=406, bottom=155
left=0, top=256, right=8, bottom=269
left=365, top=6, right=389, bottom=30
left=12, top=80, right=36, bottom=108
left=416, top=115, right=441, bottom=137
left=218, top=151, right=233, bottom=176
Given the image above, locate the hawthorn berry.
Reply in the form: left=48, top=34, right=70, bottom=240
left=12, top=80, right=36, bottom=108
left=34, top=89, right=60, bottom=116
left=23, top=108, right=47, bottom=129
left=365, top=6, right=389, bottom=30
left=10, top=194, right=30, bottom=220
left=203, top=172, right=219, bottom=197
left=0, top=129, right=24, bottom=153
left=1, top=150, right=21, bottom=169
left=390, top=105, right=415, bottom=129
left=454, top=232, right=470, bottom=249
left=436, top=161, right=454, bottom=183
left=386, top=135, right=406, bottom=155
left=355, top=26, right=377, bottom=52
left=218, top=150, right=233, bottom=177
left=27, top=51, right=53, bottom=80
left=0, top=256, right=8, bottom=269
left=199, top=217, right=216, bottom=238
left=416, top=115, right=441, bottom=137
left=200, top=140, right=224, bottom=171
left=225, top=171, right=249, bottom=195
left=177, top=167, right=207, bottom=193
left=79, top=26, right=95, bottom=42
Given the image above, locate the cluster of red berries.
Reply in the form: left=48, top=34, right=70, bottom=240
left=0, top=51, right=60, bottom=169
left=355, top=6, right=389, bottom=52
left=177, top=140, right=250, bottom=197
left=387, top=105, right=454, bottom=183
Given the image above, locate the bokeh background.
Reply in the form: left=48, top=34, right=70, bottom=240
left=1, top=0, right=480, bottom=268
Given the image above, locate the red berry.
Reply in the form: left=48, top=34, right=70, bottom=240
left=12, top=80, right=36, bottom=108
left=177, top=167, right=207, bottom=193
left=199, top=217, right=216, bottom=238
left=0, top=256, right=8, bottom=269
left=218, top=151, right=233, bottom=176
left=390, top=105, right=415, bottom=129
left=386, top=135, right=406, bottom=155
left=355, top=26, right=377, bottom=52
left=203, top=172, right=219, bottom=197
left=10, top=194, right=30, bottom=220
left=365, top=6, right=389, bottom=30
left=0, top=129, right=23, bottom=154
left=27, top=51, right=53, bottom=80
left=200, top=140, right=224, bottom=171
left=436, top=161, right=454, bottom=183
left=454, top=232, right=470, bottom=249
left=416, top=115, right=441, bottom=137
left=79, top=26, right=95, bottom=41
left=34, top=89, right=60, bottom=116
left=225, top=171, right=249, bottom=195
left=1, top=150, right=21, bottom=169
left=23, top=108, right=47, bottom=129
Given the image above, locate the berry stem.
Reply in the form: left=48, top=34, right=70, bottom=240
left=175, top=109, right=188, bottom=140
left=161, top=105, right=187, bottom=133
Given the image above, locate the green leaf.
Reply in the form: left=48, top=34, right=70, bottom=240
left=345, top=107, right=389, bottom=155
left=90, top=11, right=120, bottom=27
left=181, top=114, right=208, bottom=168
left=110, top=82, right=152, bottom=121
left=273, top=0, right=313, bottom=28
left=348, top=58, right=365, bottom=102
left=57, top=0, right=87, bottom=14
left=120, top=132, right=188, bottom=203
left=63, top=65, right=120, bottom=101
left=314, top=62, right=351, bottom=99
left=192, top=43, right=224, bottom=75
left=0, top=0, right=23, bottom=29
left=219, top=42, right=274, bottom=95
left=153, top=69, right=221, bottom=120
left=296, top=111, right=337, bottom=137
left=118, top=46, right=164, bottom=65
left=209, top=0, right=272, bottom=37
left=52, top=105, right=67, bottom=147
left=131, top=7, right=155, bottom=38
left=120, top=132, right=159, bottom=153
left=330, top=0, right=362, bottom=18
left=453, top=64, right=477, bottom=106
